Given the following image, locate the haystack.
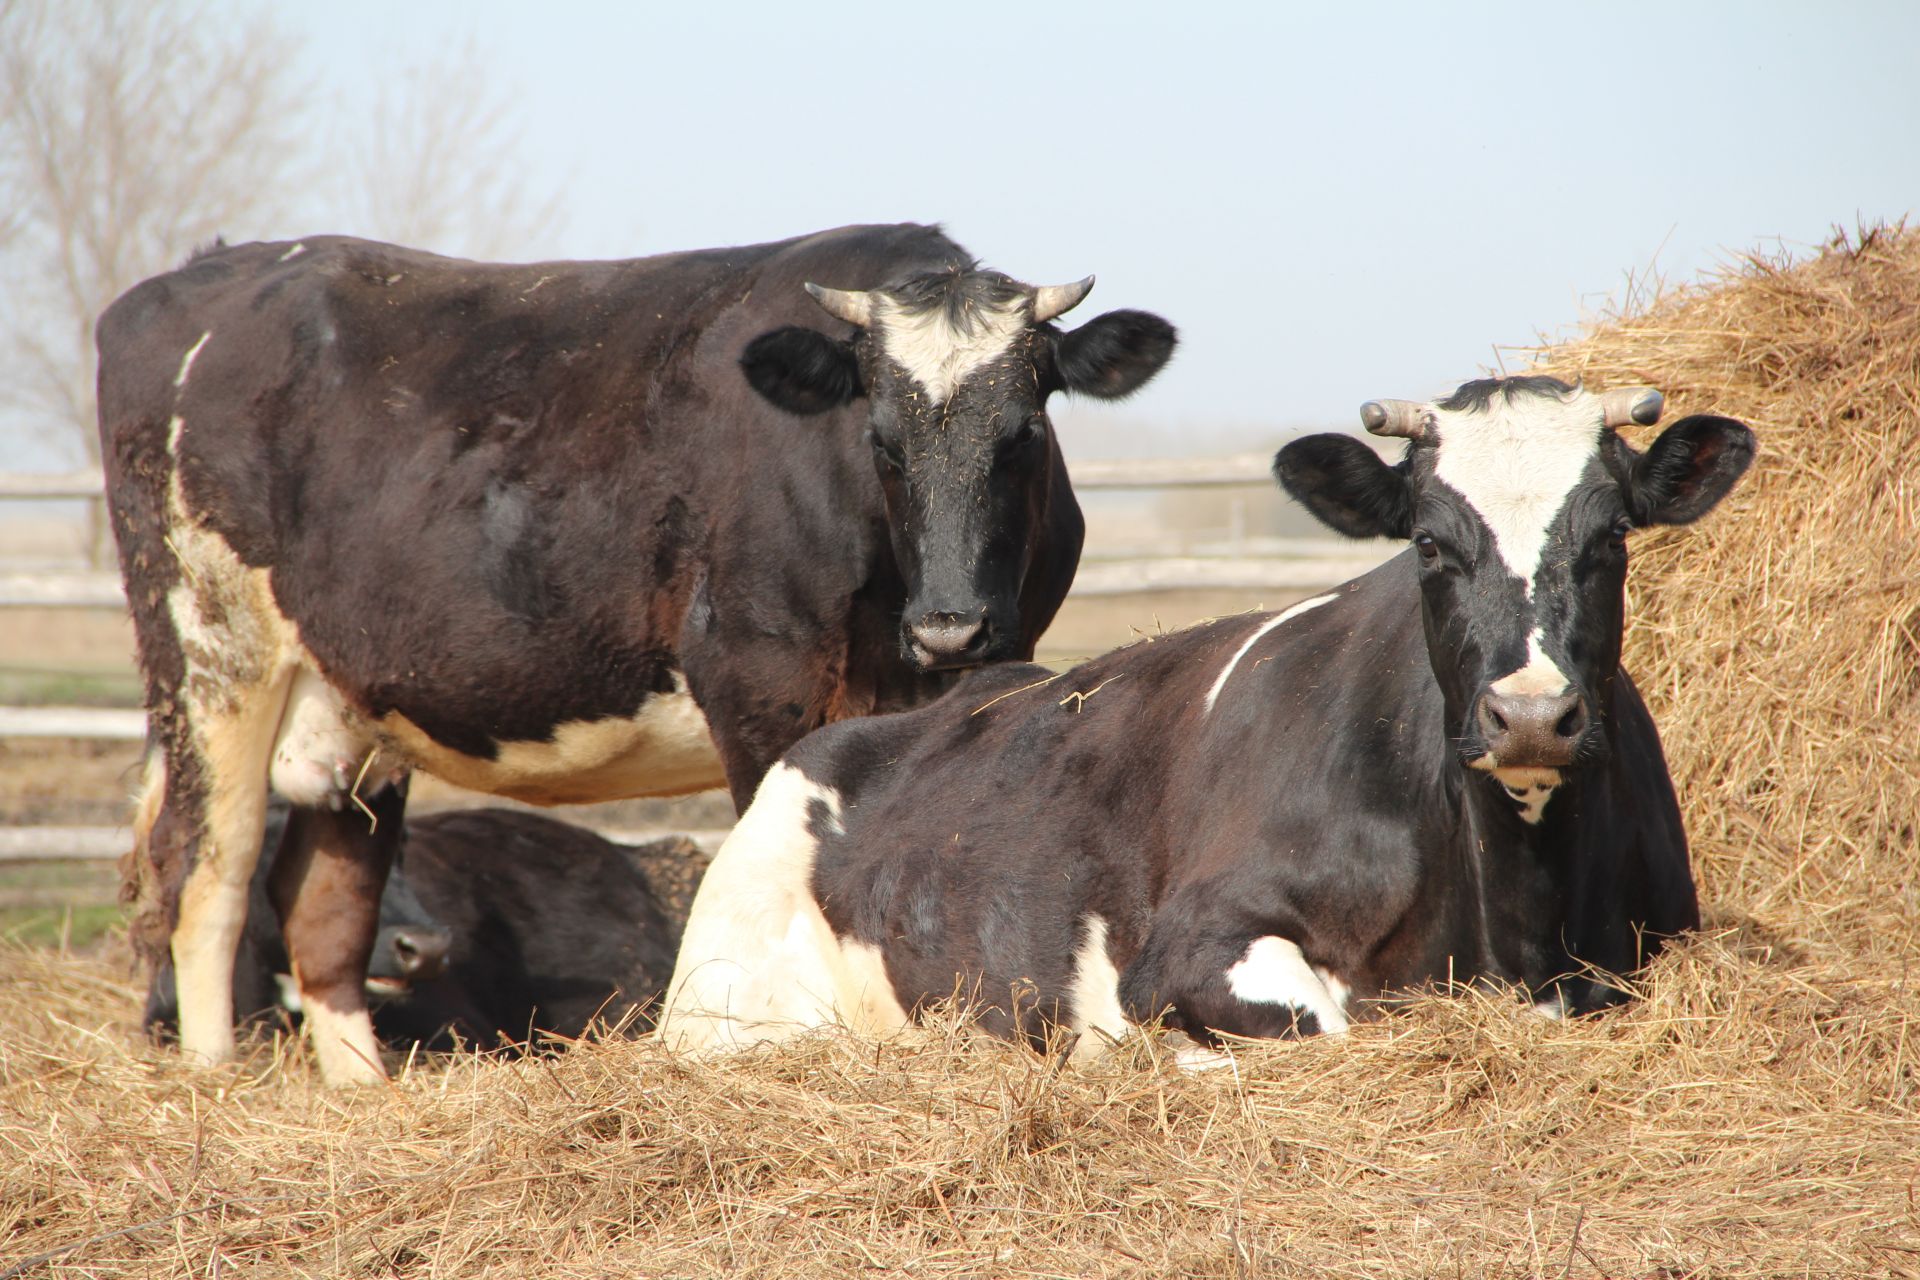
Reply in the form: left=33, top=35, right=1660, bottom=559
left=1532, top=223, right=1920, bottom=963
left=3, top=229, right=1916, bottom=1279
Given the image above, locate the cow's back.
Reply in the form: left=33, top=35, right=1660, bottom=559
left=97, top=225, right=966, bottom=793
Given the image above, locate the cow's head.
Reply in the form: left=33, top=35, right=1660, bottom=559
left=741, top=267, right=1176, bottom=669
left=1276, top=376, right=1752, bottom=806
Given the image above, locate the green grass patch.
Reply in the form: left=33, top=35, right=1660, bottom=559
left=0, top=665, right=144, bottom=707
left=1, top=903, right=123, bottom=949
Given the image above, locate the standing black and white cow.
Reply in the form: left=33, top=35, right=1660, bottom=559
left=98, top=223, right=1176, bottom=1082
left=661, top=376, right=1753, bottom=1053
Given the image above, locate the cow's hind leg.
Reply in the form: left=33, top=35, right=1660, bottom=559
left=169, top=666, right=294, bottom=1068
left=268, top=779, right=407, bottom=1084
left=660, top=763, right=908, bottom=1051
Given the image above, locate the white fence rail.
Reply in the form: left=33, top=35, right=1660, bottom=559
left=0, top=824, right=732, bottom=863
left=0, top=456, right=1291, bottom=500
left=3, top=457, right=1386, bottom=862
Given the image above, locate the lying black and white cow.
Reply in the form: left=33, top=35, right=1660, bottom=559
left=147, top=806, right=683, bottom=1054
left=660, top=376, right=1753, bottom=1053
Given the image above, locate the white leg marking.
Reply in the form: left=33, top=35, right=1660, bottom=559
left=1430, top=384, right=1605, bottom=592
left=303, top=992, right=386, bottom=1085
left=1225, top=936, right=1350, bottom=1034
left=1488, top=629, right=1573, bottom=698
left=660, top=764, right=908, bottom=1051
left=174, top=332, right=212, bottom=388
left=873, top=292, right=1029, bottom=406
left=172, top=666, right=294, bottom=1068
left=161, top=439, right=302, bottom=1069
left=1067, top=914, right=1129, bottom=1063
left=1532, top=989, right=1568, bottom=1020
left=1204, top=594, right=1337, bottom=714
left=1317, top=967, right=1352, bottom=1015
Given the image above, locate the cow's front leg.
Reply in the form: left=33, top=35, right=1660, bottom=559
left=1121, top=919, right=1353, bottom=1044
left=267, top=778, right=407, bottom=1084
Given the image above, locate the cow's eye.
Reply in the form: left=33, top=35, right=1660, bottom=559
left=1608, top=518, right=1632, bottom=550
left=868, top=430, right=904, bottom=470
left=1013, top=415, right=1047, bottom=447
left=1413, top=531, right=1440, bottom=561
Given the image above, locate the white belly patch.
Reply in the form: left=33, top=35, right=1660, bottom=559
left=378, top=675, right=726, bottom=805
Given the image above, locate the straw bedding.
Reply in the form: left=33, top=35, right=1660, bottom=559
left=2, top=228, right=1916, bottom=1278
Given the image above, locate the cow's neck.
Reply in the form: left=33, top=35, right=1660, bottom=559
left=1447, top=754, right=1593, bottom=998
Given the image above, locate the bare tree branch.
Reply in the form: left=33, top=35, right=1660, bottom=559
left=0, top=2, right=565, bottom=566
left=0, top=0, right=303, bottom=474
left=331, top=39, right=563, bottom=260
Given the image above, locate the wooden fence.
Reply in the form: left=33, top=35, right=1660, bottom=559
left=1, top=456, right=1387, bottom=860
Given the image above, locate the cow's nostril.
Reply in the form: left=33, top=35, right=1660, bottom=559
left=388, top=927, right=451, bottom=980
left=1478, top=689, right=1586, bottom=767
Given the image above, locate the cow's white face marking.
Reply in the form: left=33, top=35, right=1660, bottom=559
left=377, top=671, right=725, bottom=805
left=1431, top=387, right=1605, bottom=593
left=874, top=292, right=1029, bottom=407
left=175, top=332, right=211, bottom=388
left=1204, top=593, right=1337, bottom=715
left=661, top=763, right=909, bottom=1052
left=1067, top=914, right=1129, bottom=1063
left=1489, top=629, right=1573, bottom=699
left=1225, top=936, right=1350, bottom=1034
left=1478, top=632, right=1572, bottom=821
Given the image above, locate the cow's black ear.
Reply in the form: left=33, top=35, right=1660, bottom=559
left=1274, top=434, right=1413, bottom=540
left=1627, top=414, right=1755, bottom=526
left=741, top=326, right=864, bottom=415
left=1053, top=309, right=1177, bottom=400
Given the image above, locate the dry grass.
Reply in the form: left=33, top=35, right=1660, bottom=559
left=4, top=228, right=1918, bottom=1278
left=1531, top=221, right=1920, bottom=968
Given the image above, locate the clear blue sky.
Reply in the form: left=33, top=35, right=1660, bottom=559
left=15, top=1, right=1920, bottom=471
left=277, top=1, right=1917, bottom=456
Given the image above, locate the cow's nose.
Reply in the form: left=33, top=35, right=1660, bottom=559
left=1476, top=689, right=1588, bottom=767
left=384, top=925, right=451, bottom=982
left=908, top=611, right=990, bottom=667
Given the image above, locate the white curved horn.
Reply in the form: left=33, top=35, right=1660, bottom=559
left=1359, top=399, right=1435, bottom=442
left=804, top=282, right=873, bottom=327
left=1599, top=386, right=1664, bottom=427
left=1031, top=276, right=1095, bottom=323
